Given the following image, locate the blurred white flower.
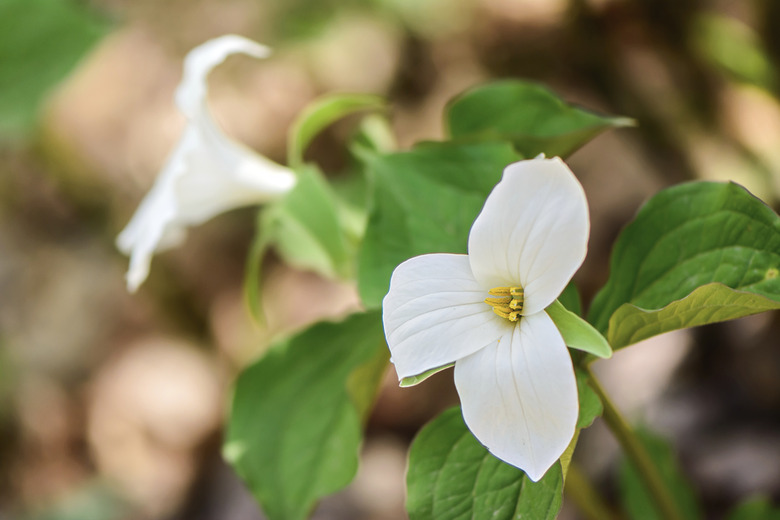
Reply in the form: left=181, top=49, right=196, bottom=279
left=382, top=156, right=589, bottom=481
left=117, top=35, right=296, bottom=292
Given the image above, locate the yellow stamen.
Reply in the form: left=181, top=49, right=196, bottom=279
left=485, top=296, right=511, bottom=306
left=485, top=285, right=524, bottom=322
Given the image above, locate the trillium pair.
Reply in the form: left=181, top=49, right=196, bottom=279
left=383, top=157, right=590, bottom=481
left=117, top=35, right=296, bottom=292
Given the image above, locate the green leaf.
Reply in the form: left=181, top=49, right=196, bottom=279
left=575, top=369, right=602, bottom=429
left=446, top=80, right=634, bottom=158
left=727, top=497, right=780, bottom=520
left=407, top=407, right=563, bottom=520
left=288, top=92, right=386, bottom=167
left=224, top=311, right=386, bottom=520
left=546, top=300, right=612, bottom=358
left=0, top=0, right=108, bottom=136
left=692, top=14, right=776, bottom=91
left=619, top=429, right=702, bottom=520
left=346, top=338, right=389, bottom=420
left=589, top=182, right=780, bottom=345
left=607, top=283, right=780, bottom=349
left=264, top=165, right=353, bottom=279
left=358, top=140, right=521, bottom=307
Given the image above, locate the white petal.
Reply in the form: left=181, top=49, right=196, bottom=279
left=467, top=157, right=589, bottom=315
left=116, top=35, right=296, bottom=292
left=175, top=35, right=271, bottom=118
left=454, top=311, right=578, bottom=482
left=383, top=254, right=511, bottom=381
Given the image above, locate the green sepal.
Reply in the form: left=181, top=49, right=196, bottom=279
left=399, top=362, right=454, bottom=387
left=547, top=300, right=612, bottom=359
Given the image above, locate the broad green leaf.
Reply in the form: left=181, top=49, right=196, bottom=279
left=692, top=14, right=776, bottom=91
left=407, top=407, right=563, bottom=520
left=358, top=140, right=521, bottom=307
left=575, top=369, right=602, bottom=429
left=288, top=92, right=386, bottom=167
left=619, top=429, right=702, bottom=520
left=346, top=339, right=389, bottom=420
left=547, top=300, right=612, bottom=358
left=607, top=283, right=780, bottom=349
left=727, top=497, right=780, bottom=520
left=0, top=0, right=108, bottom=136
left=446, top=81, right=634, bottom=158
left=264, top=165, right=353, bottom=279
left=224, top=311, right=386, bottom=520
left=589, top=182, right=780, bottom=344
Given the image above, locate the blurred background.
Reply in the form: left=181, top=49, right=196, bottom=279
left=1, top=0, right=780, bottom=518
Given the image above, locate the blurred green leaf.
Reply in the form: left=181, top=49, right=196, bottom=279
left=288, top=92, right=386, bottom=168
left=27, top=482, right=127, bottom=520
left=358, top=140, right=520, bottom=307
left=558, top=282, right=582, bottom=316
left=266, top=165, right=353, bottom=277
left=224, top=311, right=386, bottom=520
left=547, top=300, right=612, bottom=359
left=446, top=81, right=634, bottom=158
left=619, top=429, right=702, bottom=520
left=407, top=407, right=563, bottom=520
left=575, top=370, right=602, bottom=429
left=693, top=14, right=776, bottom=91
left=589, top=182, right=780, bottom=345
left=245, top=165, right=354, bottom=319
left=726, top=497, right=780, bottom=520
left=0, top=0, right=108, bottom=136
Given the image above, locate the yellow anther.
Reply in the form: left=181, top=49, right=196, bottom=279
left=485, top=285, right=524, bottom=322
left=492, top=307, right=511, bottom=319
left=485, top=296, right=512, bottom=306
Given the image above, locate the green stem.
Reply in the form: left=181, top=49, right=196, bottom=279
left=586, top=367, right=685, bottom=520
left=565, top=462, right=616, bottom=520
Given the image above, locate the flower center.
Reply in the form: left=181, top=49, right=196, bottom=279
left=485, top=286, right=524, bottom=322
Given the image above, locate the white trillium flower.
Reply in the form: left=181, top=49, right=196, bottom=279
left=117, top=35, right=297, bottom=292
left=382, top=156, right=589, bottom=482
